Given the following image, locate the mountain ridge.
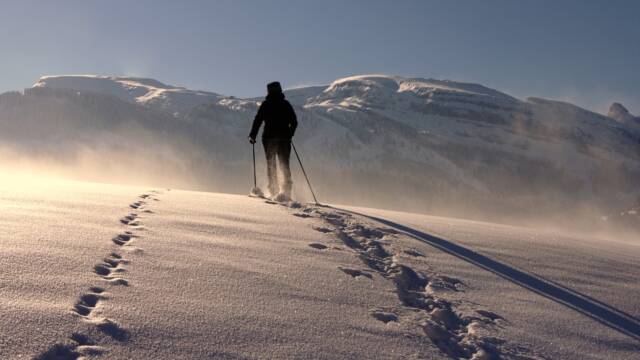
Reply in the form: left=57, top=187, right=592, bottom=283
left=1, top=73, right=638, bottom=227
left=32, top=73, right=636, bottom=122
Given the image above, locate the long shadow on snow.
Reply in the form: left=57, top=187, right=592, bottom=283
left=332, top=206, right=640, bottom=342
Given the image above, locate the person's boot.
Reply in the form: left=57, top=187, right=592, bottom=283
left=268, top=183, right=278, bottom=198
left=272, top=181, right=293, bottom=203
left=282, top=180, right=293, bottom=199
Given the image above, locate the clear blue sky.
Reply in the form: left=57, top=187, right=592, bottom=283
left=1, top=0, right=638, bottom=114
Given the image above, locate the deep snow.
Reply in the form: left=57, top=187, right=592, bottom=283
left=0, top=177, right=638, bottom=359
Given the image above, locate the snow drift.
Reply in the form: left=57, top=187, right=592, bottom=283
left=2, top=177, right=638, bottom=359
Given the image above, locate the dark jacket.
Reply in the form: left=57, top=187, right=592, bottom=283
left=249, top=92, right=298, bottom=141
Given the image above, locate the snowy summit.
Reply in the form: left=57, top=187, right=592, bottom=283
left=33, top=75, right=222, bottom=116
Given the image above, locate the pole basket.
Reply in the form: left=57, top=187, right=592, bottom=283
left=250, top=186, right=265, bottom=198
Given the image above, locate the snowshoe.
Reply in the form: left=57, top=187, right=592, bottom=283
left=249, top=187, right=265, bottom=198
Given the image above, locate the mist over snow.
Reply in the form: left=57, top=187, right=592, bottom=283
left=1, top=74, right=639, bottom=234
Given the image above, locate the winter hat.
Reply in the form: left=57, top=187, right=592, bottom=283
left=267, top=81, right=282, bottom=94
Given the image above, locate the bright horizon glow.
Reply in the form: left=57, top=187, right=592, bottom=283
left=0, top=0, right=639, bottom=114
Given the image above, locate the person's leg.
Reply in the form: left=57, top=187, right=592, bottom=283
left=263, top=141, right=279, bottom=196
left=277, top=141, right=293, bottom=197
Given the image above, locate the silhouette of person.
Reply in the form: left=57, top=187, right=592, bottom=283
left=249, top=81, right=298, bottom=198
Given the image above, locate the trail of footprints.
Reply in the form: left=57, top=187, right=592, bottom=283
left=36, top=191, right=164, bottom=360
left=271, top=200, right=540, bottom=360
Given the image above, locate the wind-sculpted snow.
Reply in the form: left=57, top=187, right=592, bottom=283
left=2, top=74, right=640, bottom=231
left=280, top=202, right=544, bottom=359
left=255, top=195, right=639, bottom=359
left=1, top=179, right=638, bottom=359
left=34, top=191, right=164, bottom=359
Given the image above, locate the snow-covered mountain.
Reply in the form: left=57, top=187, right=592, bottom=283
left=608, top=102, right=640, bottom=128
left=1, top=74, right=639, bottom=225
left=33, top=75, right=223, bottom=117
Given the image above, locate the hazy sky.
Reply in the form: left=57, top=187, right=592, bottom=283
left=1, top=0, right=639, bottom=114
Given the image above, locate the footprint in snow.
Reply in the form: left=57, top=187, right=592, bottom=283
left=112, top=233, right=135, bottom=246
left=120, top=213, right=137, bottom=225
left=94, top=264, right=113, bottom=277
left=95, top=318, right=130, bottom=342
left=94, top=253, right=128, bottom=280
left=313, top=226, right=332, bottom=233
left=338, top=267, right=373, bottom=279
left=403, top=249, right=425, bottom=257
left=108, top=278, right=130, bottom=286
left=308, top=242, right=328, bottom=250
left=70, top=332, right=93, bottom=345
left=72, top=288, right=104, bottom=317
left=288, top=201, right=302, bottom=208
left=103, top=256, right=128, bottom=268
left=34, top=343, right=79, bottom=360
left=370, top=310, right=398, bottom=323
left=89, top=286, right=105, bottom=294
left=72, top=332, right=109, bottom=355
left=476, top=309, right=504, bottom=321
left=129, top=201, right=145, bottom=209
left=426, top=276, right=465, bottom=293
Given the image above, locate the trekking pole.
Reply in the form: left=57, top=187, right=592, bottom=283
left=252, top=143, right=257, bottom=189
left=249, top=142, right=264, bottom=197
left=292, top=142, right=319, bottom=205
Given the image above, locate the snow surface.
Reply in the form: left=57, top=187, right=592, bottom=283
left=1, top=177, right=638, bottom=359
left=33, top=75, right=222, bottom=116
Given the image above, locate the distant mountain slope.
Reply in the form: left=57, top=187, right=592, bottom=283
left=1, top=74, right=639, bottom=226
left=33, top=75, right=222, bottom=116
left=608, top=102, right=640, bottom=128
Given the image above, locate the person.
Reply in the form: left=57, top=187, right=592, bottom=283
left=249, top=81, right=298, bottom=199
